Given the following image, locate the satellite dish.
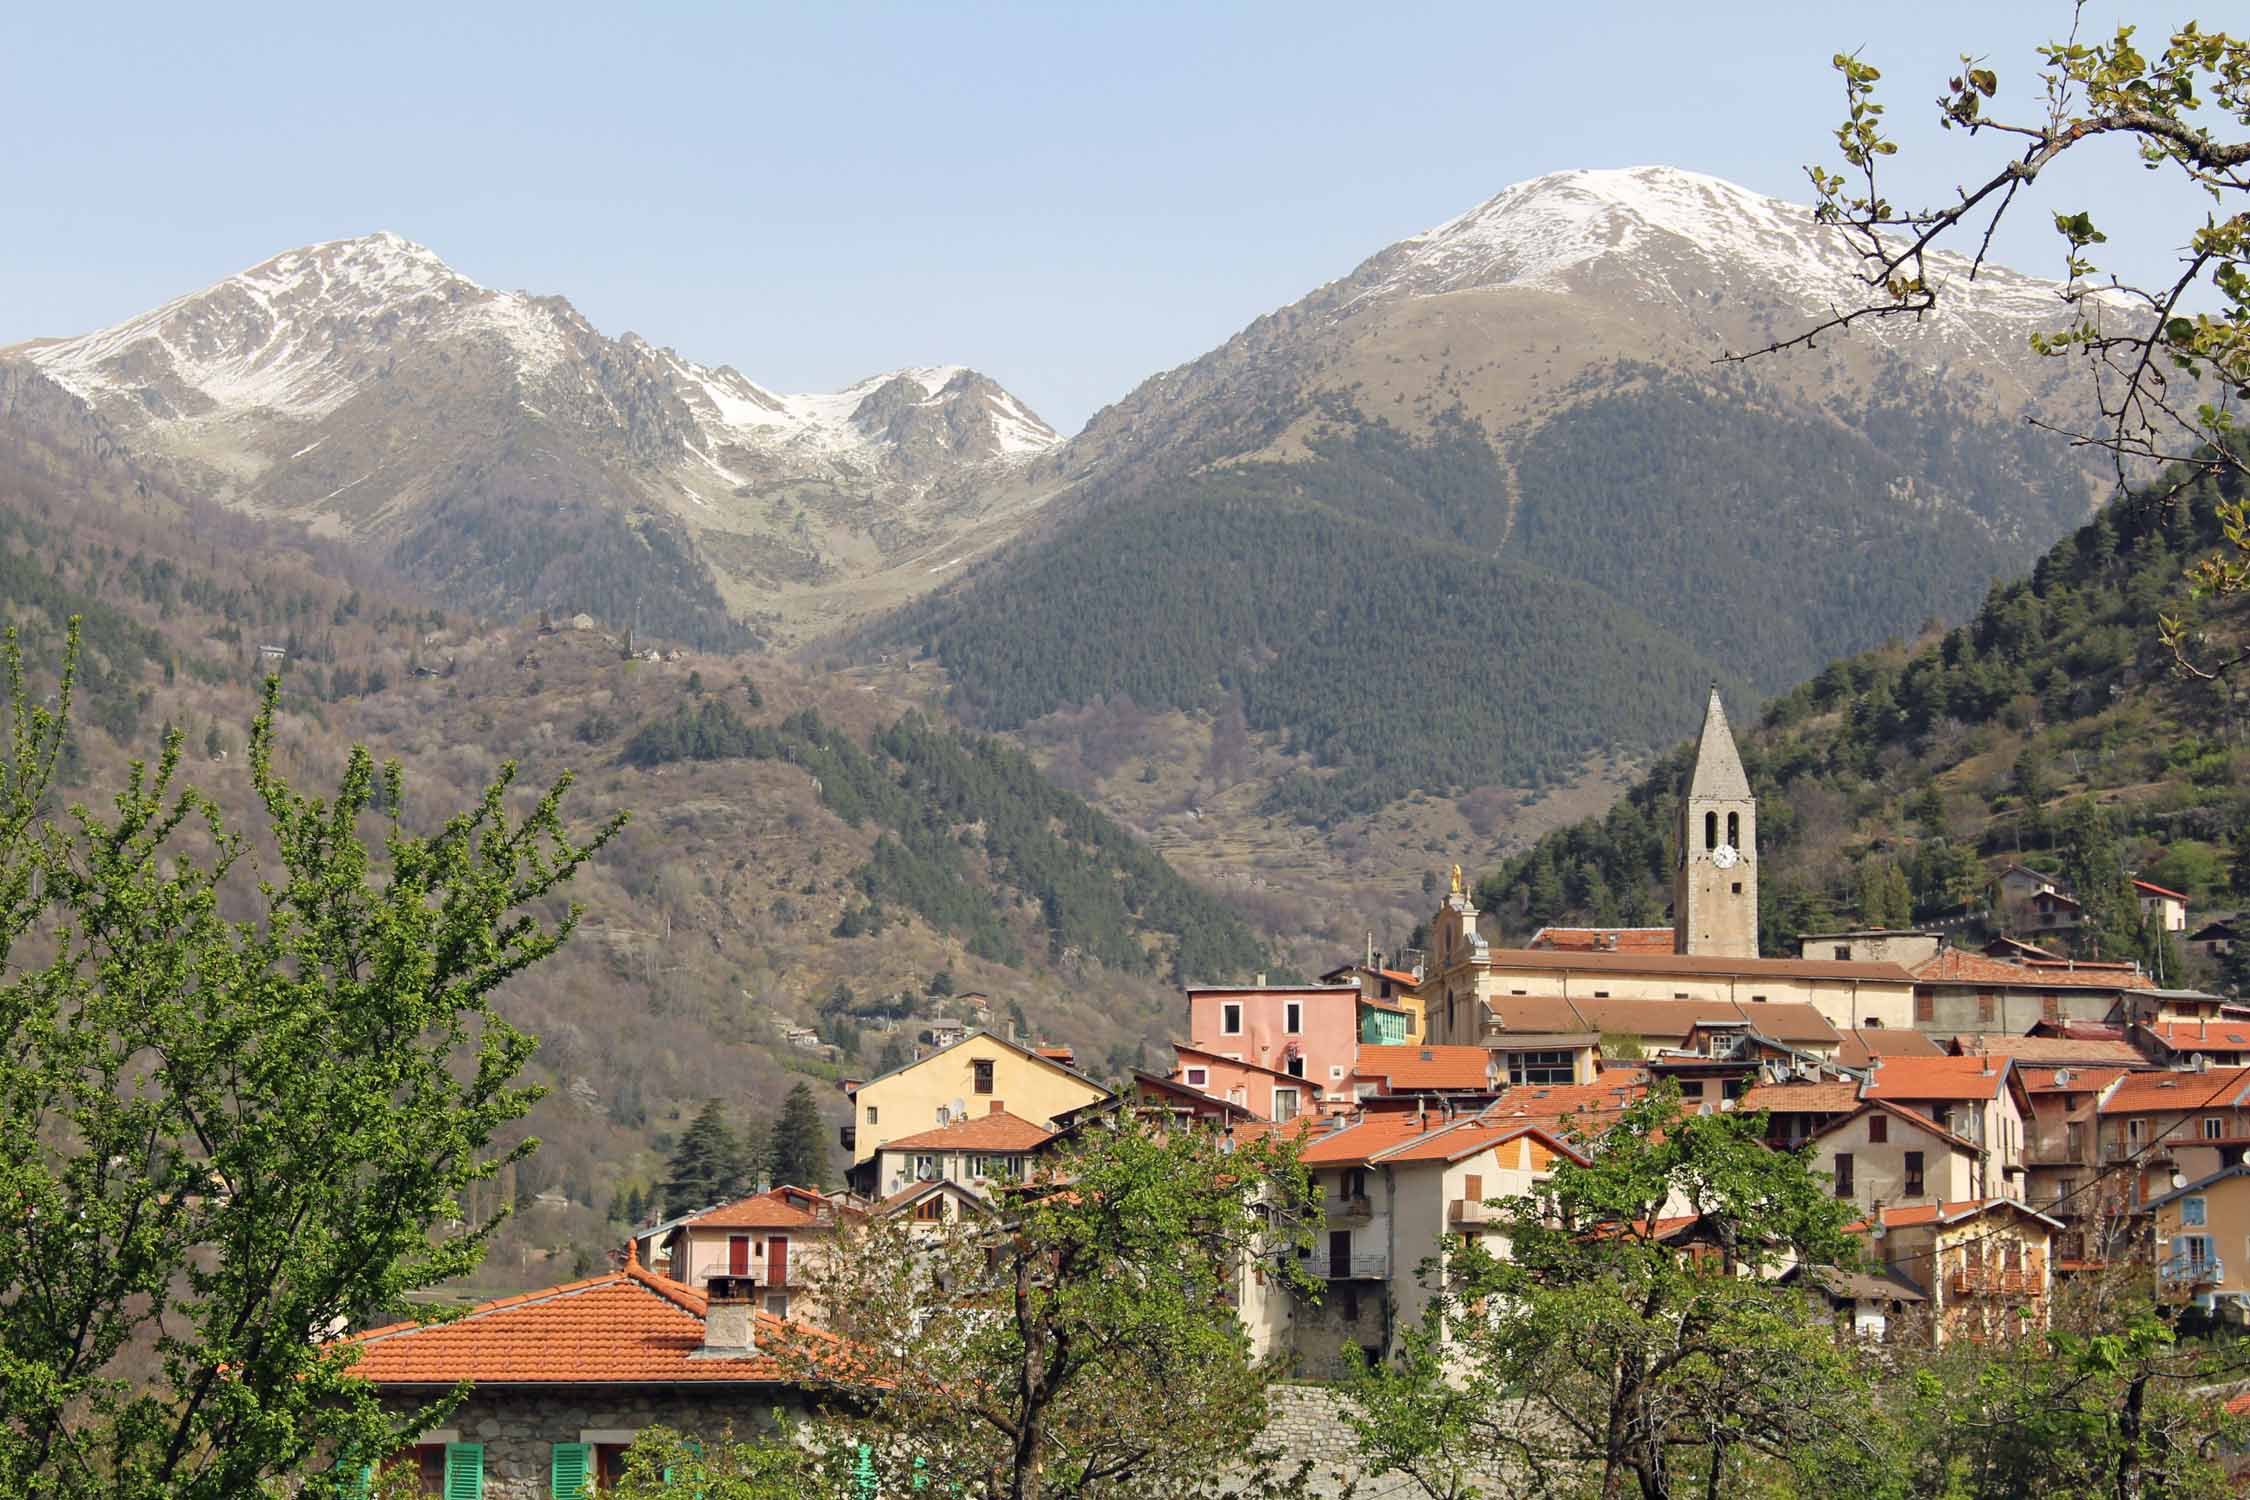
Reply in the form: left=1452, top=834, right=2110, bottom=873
left=2172, top=1170, right=2188, bottom=1190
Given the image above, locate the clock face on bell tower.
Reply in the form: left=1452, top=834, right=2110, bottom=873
left=1674, top=687, right=1758, bottom=959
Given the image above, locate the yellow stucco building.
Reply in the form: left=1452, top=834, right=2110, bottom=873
left=842, top=1031, right=1109, bottom=1195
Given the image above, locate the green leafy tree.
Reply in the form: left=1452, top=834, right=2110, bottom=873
left=786, top=1114, right=1316, bottom=1500
left=0, top=628, right=620, bottom=1500
left=765, top=1081, right=829, bottom=1189
left=1347, top=1090, right=1879, bottom=1500
left=610, top=1425, right=830, bottom=1499
left=663, top=1098, right=751, bottom=1213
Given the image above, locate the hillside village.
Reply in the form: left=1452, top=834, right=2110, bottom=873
left=334, top=685, right=2250, bottom=1492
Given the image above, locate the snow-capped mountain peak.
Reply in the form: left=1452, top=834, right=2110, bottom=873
left=1352, top=164, right=2068, bottom=330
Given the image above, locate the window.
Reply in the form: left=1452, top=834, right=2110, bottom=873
left=2178, top=1233, right=2217, bottom=1271
left=1749, top=994, right=1766, bottom=1004
left=1834, top=945, right=1852, bottom=962
left=1727, top=812, right=1740, bottom=847
left=1868, top=1114, right=1888, bottom=1144
left=1915, top=992, right=1935, bottom=1023
left=1221, top=1002, right=1243, bottom=1036
left=1681, top=1080, right=1706, bottom=1098
left=1185, top=1066, right=1209, bottom=1087
left=1731, top=882, right=1743, bottom=894
left=914, top=1196, right=946, bottom=1222
left=765, top=1292, right=791, bottom=1318
left=1508, top=1050, right=1577, bottom=1085
left=913, top=1153, right=940, bottom=1181
left=1284, top=1001, right=1303, bottom=1034
left=973, top=1058, right=995, bottom=1094
left=1592, top=990, right=1610, bottom=999
left=1834, top=1153, right=1854, bottom=1197
left=2183, top=1196, right=2208, bottom=1227
left=1344, top=1168, right=1368, bottom=1199
left=1904, top=1151, right=1925, bottom=1198
left=865, top=1105, right=878, bottom=1125
left=1273, top=1087, right=1300, bottom=1123
left=2206, top=1117, right=2226, bottom=1141
left=442, top=1444, right=483, bottom=1499
left=2128, top=1119, right=2148, bottom=1146
left=1977, top=992, right=1996, bottom=1023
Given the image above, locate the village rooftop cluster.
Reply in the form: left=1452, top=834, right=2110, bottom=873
left=332, top=689, right=2250, bottom=1494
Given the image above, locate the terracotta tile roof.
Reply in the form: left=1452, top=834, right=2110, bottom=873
left=2017, top=1065, right=2131, bottom=1094
left=1845, top=1196, right=2061, bottom=1232
left=1526, top=927, right=1678, bottom=954
left=1482, top=1080, right=1646, bottom=1136
left=1483, top=948, right=1914, bottom=982
left=1353, top=1044, right=1492, bottom=1091
left=2133, top=879, right=2189, bottom=902
left=685, top=1192, right=831, bottom=1230
left=1589, top=998, right=1841, bottom=1046
left=1486, top=996, right=1595, bottom=1033
left=2143, top=1022, right=2250, bottom=1053
left=1299, top=1110, right=1464, bottom=1166
left=340, top=1263, right=804, bottom=1385
left=878, top=1110, right=1055, bottom=1153
left=1377, top=967, right=1424, bottom=987
left=1372, top=1117, right=1586, bottom=1167
left=1172, top=1041, right=1314, bottom=1086
left=1912, top=947, right=2153, bottom=991
left=1863, top=1055, right=2011, bottom=1102
left=2098, top=1067, right=2250, bottom=1115
left=1834, top=1027, right=1943, bottom=1069
left=1947, top=1035, right=2151, bottom=1067
left=1738, top=1081, right=1862, bottom=1114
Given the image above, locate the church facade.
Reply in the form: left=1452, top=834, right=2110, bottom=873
left=1421, top=687, right=1918, bottom=1045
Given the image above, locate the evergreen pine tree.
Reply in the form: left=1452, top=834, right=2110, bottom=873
left=767, top=1082, right=830, bottom=1189
left=662, top=1099, right=741, bottom=1214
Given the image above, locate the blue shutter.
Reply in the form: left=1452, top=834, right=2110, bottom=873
left=550, top=1441, right=592, bottom=1497
left=445, top=1442, right=485, bottom=1500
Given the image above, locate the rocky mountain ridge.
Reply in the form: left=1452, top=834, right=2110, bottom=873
left=5, top=232, right=1059, bottom=644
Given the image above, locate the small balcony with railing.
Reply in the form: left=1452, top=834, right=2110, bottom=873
left=1948, top=1264, right=2044, bottom=1298
left=1324, top=1192, right=1374, bottom=1228
left=1449, top=1197, right=1495, bottom=1227
left=1318, top=1251, right=1390, bottom=1281
left=2159, top=1253, right=2225, bottom=1289
left=2024, top=1127, right=2086, bottom=1167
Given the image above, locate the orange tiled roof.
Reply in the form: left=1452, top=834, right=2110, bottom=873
left=686, top=1188, right=841, bottom=1230
left=2017, top=1065, right=2132, bottom=1094
left=1299, top=1110, right=1463, bottom=1166
left=2133, top=878, right=2189, bottom=902
left=1948, top=1035, right=2151, bottom=1067
left=2097, top=1067, right=2250, bottom=1115
left=340, top=1263, right=803, bottom=1385
left=1811, top=1099, right=1984, bottom=1156
left=1374, top=1117, right=1587, bottom=1167
left=2143, top=1022, right=2250, bottom=1053
left=1482, top=1080, right=1646, bottom=1134
left=1526, top=927, right=1678, bottom=954
left=1834, top=1027, right=1943, bottom=1069
left=1864, top=1055, right=2012, bottom=1102
left=1353, top=1044, right=1492, bottom=1091
left=1845, top=1198, right=2013, bottom=1232
left=1912, top=947, right=2154, bottom=991
left=879, top=1110, right=1055, bottom=1154
left=1738, top=1081, right=1862, bottom=1114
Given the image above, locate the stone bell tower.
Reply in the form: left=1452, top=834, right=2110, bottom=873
left=1674, top=685, right=1758, bottom=958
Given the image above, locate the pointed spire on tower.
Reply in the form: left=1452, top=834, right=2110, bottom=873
left=1687, top=683, right=1751, bottom=801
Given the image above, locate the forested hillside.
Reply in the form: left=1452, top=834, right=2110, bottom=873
left=890, top=407, right=1743, bottom=825
left=0, top=412, right=1263, bottom=1293
left=1478, top=461, right=2250, bottom=976
left=889, top=365, right=2086, bottom=830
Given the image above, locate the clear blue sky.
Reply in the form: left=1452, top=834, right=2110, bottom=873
left=0, top=1, right=2195, bottom=433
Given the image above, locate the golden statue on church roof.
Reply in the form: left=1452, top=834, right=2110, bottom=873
left=1449, top=863, right=1463, bottom=896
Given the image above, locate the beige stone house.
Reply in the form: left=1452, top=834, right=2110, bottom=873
left=333, top=1250, right=830, bottom=1497
left=842, top=1030, right=1107, bottom=1184
left=647, top=1185, right=854, bottom=1322
left=2144, top=1163, right=2250, bottom=1311
left=1861, top=1055, right=2031, bottom=1195
left=866, top=1108, right=1056, bottom=1200
left=1805, top=1100, right=1985, bottom=1210
left=1849, top=1199, right=2059, bottom=1344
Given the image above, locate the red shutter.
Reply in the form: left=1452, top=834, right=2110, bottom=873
left=728, top=1235, right=749, bottom=1276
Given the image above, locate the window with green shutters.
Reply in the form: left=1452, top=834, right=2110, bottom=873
left=444, top=1442, right=485, bottom=1500
left=550, top=1441, right=592, bottom=1497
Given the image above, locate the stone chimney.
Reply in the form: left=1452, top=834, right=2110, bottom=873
left=697, top=1276, right=758, bottom=1356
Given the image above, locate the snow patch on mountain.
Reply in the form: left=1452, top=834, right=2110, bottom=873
left=1352, top=166, right=2072, bottom=330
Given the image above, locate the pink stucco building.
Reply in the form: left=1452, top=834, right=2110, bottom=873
left=1184, top=983, right=1367, bottom=1112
